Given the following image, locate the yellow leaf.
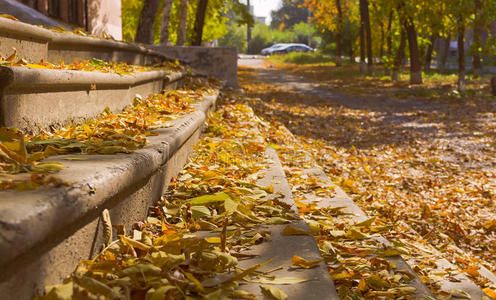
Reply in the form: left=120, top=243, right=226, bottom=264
left=355, top=217, right=375, bottom=227
left=119, top=235, right=151, bottom=251
left=331, top=272, right=353, bottom=280
left=366, top=275, right=390, bottom=289
left=346, top=228, right=368, bottom=240
left=184, top=272, right=205, bottom=293
left=188, top=192, right=231, bottom=205
left=25, top=64, right=48, bottom=69
left=291, top=255, right=323, bottom=269
left=205, top=237, right=221, bottom=243
left=82, top=124, right=93, bottom=135
left=282, top=225, right=312, bottom=235
left=358, top=278, right=368, bottom=292
left=483, top=288, right=496, bottom=300
left=31, top=161, right=65, bottom=173
left=260, top=285, right=288, bottom=300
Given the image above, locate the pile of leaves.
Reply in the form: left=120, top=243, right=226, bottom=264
left=35, top=97, right=303, bottom=299
left=0, top=49, right=184, bottom=75
left=0, top=82, right=217, bottom=191
left=239, top=65, right=496, bottom=298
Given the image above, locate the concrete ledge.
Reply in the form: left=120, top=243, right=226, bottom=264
left=48, top=32, right=165, bottom=65
left=0, top=66, right=185, bottom=132
left=0, top=18, right=177, bottom=65
left=151, top=46, right=239, bottom=88
left=0, top=93, right=217, bottom=299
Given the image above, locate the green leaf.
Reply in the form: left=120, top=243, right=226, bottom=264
left=187, top=192, right=231, bottom=206
left=224, top=198, right=239, bottom=212
left=191, top=205, right=211, bottom=218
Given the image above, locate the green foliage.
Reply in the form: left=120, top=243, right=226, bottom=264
left=218, top=21, right=247, bottom=52
left=269, top=52, right=334, bottom=65
left=245, top=22, right=321, bottom=54
left=121, top=0, right=144, bottom=42
left=271, top=0, right=309, bottom=30
left=123, top=0, right=229, bottom=45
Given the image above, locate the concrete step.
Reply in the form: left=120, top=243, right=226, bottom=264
left=0, top=92, right=218, bottom=299
left=0, top=65, right=184, bottom=132
left=0, top=17, right=174, bottom=65
left=237, top=147, right=339, bottom=299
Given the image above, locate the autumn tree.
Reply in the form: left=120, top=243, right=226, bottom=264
left=135, top=0, right=161, bottom=44
left=160, top=0, right=174, bottom=45
left=176, top=0, right=189, bottom=45
left=304, top=0, right=358, bottom=67
left=359, top=0, right=373, bottom=73
left=335, top=0, right=344, bottom=66
left=193, top=0, right=209, bottom=46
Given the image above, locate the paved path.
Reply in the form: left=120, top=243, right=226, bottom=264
left=238, top=58, right=496, bottom=298
left=238, top=58, right=496, bottom=169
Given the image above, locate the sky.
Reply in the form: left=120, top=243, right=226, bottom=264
left=249, top=0, right=282, bottom=24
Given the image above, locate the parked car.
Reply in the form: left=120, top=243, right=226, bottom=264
left=271, top=44, right=315, bottom=55
left=261, top=44, right=287, bottom=55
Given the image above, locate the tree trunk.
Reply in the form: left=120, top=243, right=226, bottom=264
left=176, top=0, right=188, bottom=46
left=392, top=29, right=406, bottom=81
left=360, top=0, right=373, bottom=73
left=424, top=35, right=436, bottom=71
left=473, top=0, right=482, bottom=77
left=403, top=17, right=422, bottom=84
left=135, top=0, right=160, bottom=44
left=192, top=0, right=209, bottom=46
left=457, top=21, right=465, bottom=91
left=386, top=10, right=393, bottom=56
left=359, top=21, right=366, bottom=72
left=160, top=0, right=173, bottom=45
left=439, top=33, right=450, bottom=73
left=349, top=39, right=354, bottom=63
left=379, top=21, right=385, bottom=60
left=247, top=0, right=252, bottom=52
left=335, top=0, right=343, bottom=66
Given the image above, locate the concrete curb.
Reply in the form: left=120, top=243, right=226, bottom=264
left=0, top=93, right=217, bottom=299
left=237, top=147, right=340, bottom=299
left=300, top=163, right=489, bottom=299
left=0, top=66, right=186, bottom=132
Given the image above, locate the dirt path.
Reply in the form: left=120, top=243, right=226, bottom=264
left=238, top=60, right=496, bottom=292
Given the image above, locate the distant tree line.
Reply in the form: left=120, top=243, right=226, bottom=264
left=303, top=0, right=496, bottom=90
left=122, top=0, right=252, bottom=46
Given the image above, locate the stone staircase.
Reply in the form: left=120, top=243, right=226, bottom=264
left=0, top=18, right=215, bottom=299
left=0, top=18, right=494, bottom=300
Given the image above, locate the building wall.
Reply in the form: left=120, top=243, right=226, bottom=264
left=13, top=0, right=122, bottom=40
left=87, top=0, right=122, bottom=40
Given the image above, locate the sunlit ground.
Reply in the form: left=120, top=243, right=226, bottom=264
left=239, top=61, right=496, bottom=293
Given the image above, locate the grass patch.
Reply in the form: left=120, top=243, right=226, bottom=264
left=268, top=52, right=335, bottom=65
left=267, top=61, right=493, bottom=101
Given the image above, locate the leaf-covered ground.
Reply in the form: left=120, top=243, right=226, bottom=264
left=0, top=49, right=183, bottom=75
left=239, top=63, right=496, bottom=298
left=35, top=91, right=305, bottom=299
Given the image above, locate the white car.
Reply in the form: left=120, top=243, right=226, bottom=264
left=261, top=44, right=287, bottom=55
left=271, top=44, right=315, bottom=54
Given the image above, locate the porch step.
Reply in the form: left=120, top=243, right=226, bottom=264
left=0, top=92, right=218, bottom=300
left=0, top=65, right=184, bottom=132
left=0, top=17, right=176, bottom=65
